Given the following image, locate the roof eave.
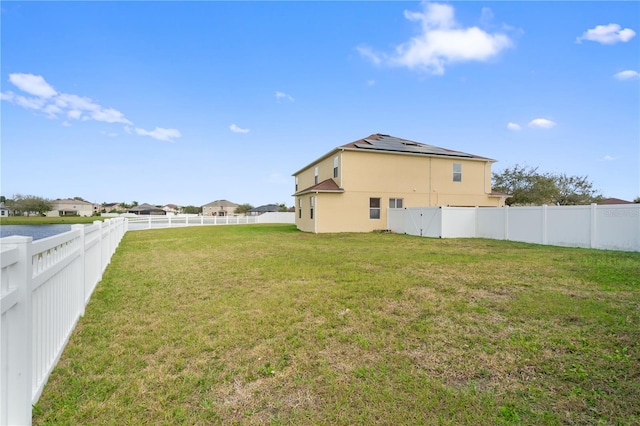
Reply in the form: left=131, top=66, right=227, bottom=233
left=293, top=189, right=345, bottom=197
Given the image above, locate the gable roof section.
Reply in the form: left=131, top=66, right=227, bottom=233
left=341, top=134, right=493, bottom=160
left=202, top=199, right=238, bottom=208
left=293, top=133, right=494, bottom=176
left=294, top=178, right=344, bottom=196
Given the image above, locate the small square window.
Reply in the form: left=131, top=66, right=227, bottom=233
left=389, top=198, right=403, bottom=208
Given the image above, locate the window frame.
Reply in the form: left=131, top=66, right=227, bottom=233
left=314, top=166, right=319, bottom=185
left=333, top=156, right=339, bottom=178
left=453, top=163, right=462, bottom=182
left=310, top=196, right=315, bottom=219
left=369, top=197, right=381, bottom=220
left=389, top=198, right=403, bottom=208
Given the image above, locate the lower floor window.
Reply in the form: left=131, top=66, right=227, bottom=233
left=389, top=198, right=403, bottom=208
left=310, top=196, right=315, bottom=219
left=369, top=197, right=381, bottom=219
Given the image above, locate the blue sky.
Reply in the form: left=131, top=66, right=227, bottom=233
left=2, top=1, right=638, bottom=207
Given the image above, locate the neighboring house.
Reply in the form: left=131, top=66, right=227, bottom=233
left=202, top=200, right=239, bottom=216
left=128, top=203, right=166, bottom=215
left=102, top=202, right=124, bottom=212
left=247, top=204, right=280, bottom=216
left=292, top=133, right=508, bottom=233
left=0, top=203, right=8, bottom=217
left=598, top=198, right=633, bottom=205
left=162, top=204, right=181, bottom=214
left=47, top=199, right=97, bottom=217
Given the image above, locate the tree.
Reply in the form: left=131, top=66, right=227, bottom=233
left=551, top=173, right=601, bottom=205
left=634, top=197, right=640, bottom=204
left=492, top=165, right=601, bottom=206
left=234, top=203, right=254, bottom=215
left=12, top=194, right=54, bottom=215
left=277, top=203, right=288, bottom=212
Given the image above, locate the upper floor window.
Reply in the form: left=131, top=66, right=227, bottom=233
left=295, top=176, right=298, bottom=191
left=333, top=156, right=339, bottom=178
left=314, top=166, right=319, bottom=185
left=389, top=198, right=403, bottom=208
left=453, top=163, right=462, bottom=182
left=369, top=198, right=381, bottom=219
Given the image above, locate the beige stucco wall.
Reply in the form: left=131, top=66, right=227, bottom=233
left=294, top=149, right=502, bottom=233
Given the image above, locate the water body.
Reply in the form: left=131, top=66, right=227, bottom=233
left=0, top=224, right=73, bottom=240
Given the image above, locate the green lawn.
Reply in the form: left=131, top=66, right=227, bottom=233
left=33, top=224, right=640, bottom=425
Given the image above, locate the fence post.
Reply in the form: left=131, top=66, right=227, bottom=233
left=590, top=203, right=597, bottom=249
left=542, top=205, right=548, bottom=245
left=71, top=225, right=86, bottom=316
left=3, top=236, right=34, bottom=425
left=504, top=205, right=509, bottom=241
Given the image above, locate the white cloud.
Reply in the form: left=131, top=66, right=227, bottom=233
left=528, top=118, right=556, bottom=129
left=507, top=122, right=521, bottom=131
left=8, top=73, right=57, bottom=98
left=67, top=109, right=83, bottom=120
left=135, top=127, right=181, bottom=142
left=230, top=124, right=250, bottom=134
left=91, top=107, right=132, bottom=124
left=275, top=91, right=294, bottom=101
left=576, top=23, right=636, bottom=44
left=602, top=155, right=616, bottom=161
left=2, top=72, right=180, bottom=141
left=358, top=2, right=513, bottom=75
left=14, top=94, right=46, bottom=111
left=55, top=93, right=100, bottom=111
left=614, top=70, right=639, bottom=80
left=367, top=79, right=376, bottom=87
left=356, top=46, right=383, bottom=65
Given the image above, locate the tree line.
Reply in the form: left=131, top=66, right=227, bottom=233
left=491, top=164, right=630, bottom=206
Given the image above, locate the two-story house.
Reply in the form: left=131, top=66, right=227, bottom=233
left=202, top=200, right=239, bottom=216
left=292, top=133, right=508, bottom=233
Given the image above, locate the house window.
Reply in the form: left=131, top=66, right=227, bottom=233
left=389, top=198, right=403, bottom=208
left=333, top=156, right=339, bottom=178
left=453, top=163, right=462, bottom=182
left=314, top=167, right=319, bottom=185
left=295, top=176, right=298, bottom=191
left=310, top=196, right=315, bottom=219
left=369, top=198, right=381, bottom=219
left=298, top=199, right=302, bottom=219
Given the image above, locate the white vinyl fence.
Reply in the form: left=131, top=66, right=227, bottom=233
left=0, top=218, right=126, bottom=426
left=126, top=212, right=294, bottom=230
left=388, top=204, right=639, bottom=252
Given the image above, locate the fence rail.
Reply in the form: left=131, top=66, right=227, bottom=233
left=0, top=218, right=126, bottom=425
left=388, top=204, right=639, bottom=252
left=126, top=212, right=294, bottom=230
